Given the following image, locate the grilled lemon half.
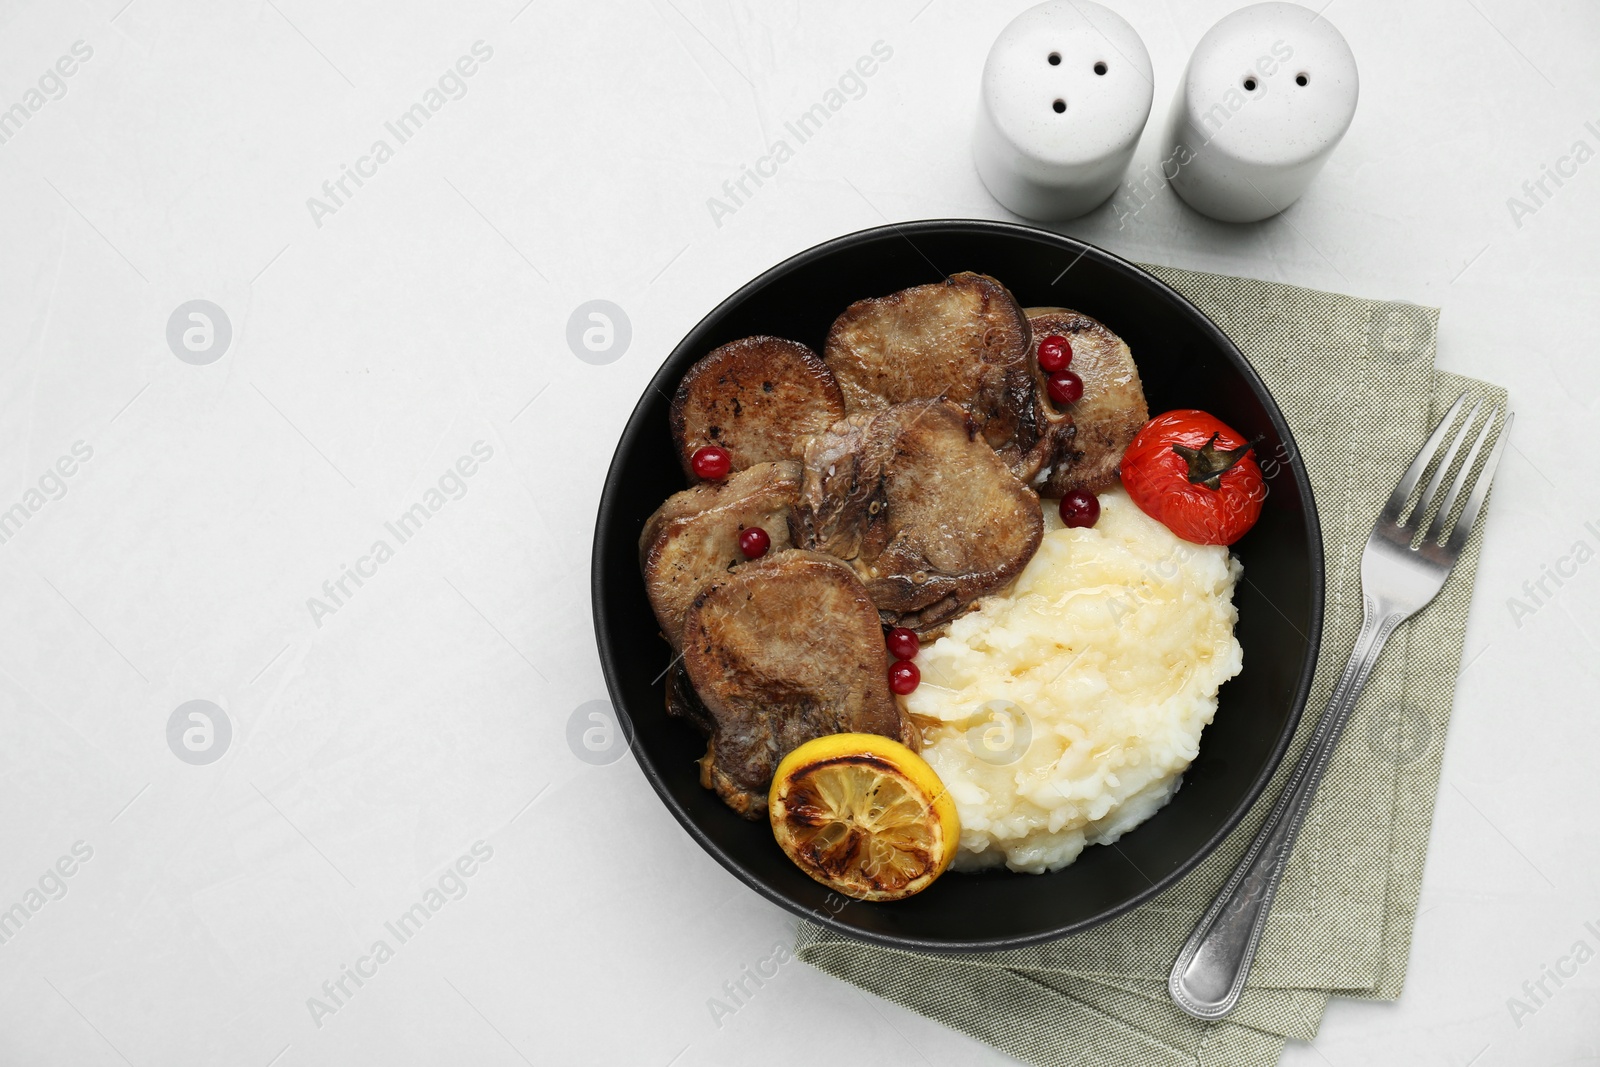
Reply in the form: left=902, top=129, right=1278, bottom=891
left=768, top=733, right=959, bottom=902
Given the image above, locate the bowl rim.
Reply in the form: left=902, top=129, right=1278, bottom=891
left=592, top=218, right=1325, bottom=952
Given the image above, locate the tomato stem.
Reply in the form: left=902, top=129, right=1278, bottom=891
left=1171, top=433, right=1261, bottom=490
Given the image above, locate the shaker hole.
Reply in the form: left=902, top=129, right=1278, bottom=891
left=1048, top=51, right=1061, bottom=65
left=1243, top=77, right=1257, bottom=91
left=1052, top=98, right=1066, bottom=113
left=1296, top=72, right=1309, bottom=86
left=1093, top=61, right=1108, bottom=75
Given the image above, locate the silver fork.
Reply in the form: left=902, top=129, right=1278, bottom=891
left=1168, top=393, right=1511, bottom=1020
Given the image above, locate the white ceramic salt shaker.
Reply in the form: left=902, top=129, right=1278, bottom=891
left=1164, top=2, right=1358, bottom=223
left=973, top=0, right=1154, bottom=221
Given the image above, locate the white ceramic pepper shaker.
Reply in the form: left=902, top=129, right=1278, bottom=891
left=1164, top=2, right=1358, bottom=223
left=973, top=0, right=1154, bottom=221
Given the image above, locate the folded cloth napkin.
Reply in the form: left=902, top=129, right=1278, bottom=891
left=797, top=266, right=1508, bottom=1067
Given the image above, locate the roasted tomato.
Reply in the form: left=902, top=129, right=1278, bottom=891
left=1120, top=410, right=1264, bottom=545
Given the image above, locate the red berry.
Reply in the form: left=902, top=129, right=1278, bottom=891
left=738, top=526, right=770, bottom=559
left=888, top=660, right=920, bottom=695
left=886, top=627, right=919, bottom=660
left=1047, top=370, right=1084, bottom=406
left=691, top=445, right=731, bottom=480
left=1059, top=489, right=1100, bottom=528
left=1037, top=334, right=1073, bottom=372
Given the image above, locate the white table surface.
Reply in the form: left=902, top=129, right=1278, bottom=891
left=2, top=0, right=1596, bottom=1064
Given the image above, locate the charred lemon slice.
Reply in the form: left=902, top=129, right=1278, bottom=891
left=768, top=733, right=959, bottom=902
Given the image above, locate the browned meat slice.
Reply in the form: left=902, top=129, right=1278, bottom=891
left=822, top=272, right=1074, bottom=483
left=792, top=399, right=1043, bottom=633
left=640, top=460, right=800, bottom=647
left=670, top=336, right=846, bottom=479
left=823, top=272, right=1030, bottom=417
left=680, top=550, right=916, bottom=819
left=1025, top=307, right=1149, bottom=496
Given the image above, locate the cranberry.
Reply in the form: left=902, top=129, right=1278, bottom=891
left=690, top=445, right=731, bottom=480
left=1047, top=369, right=1084, bottom=406
left=888, top=660, right=920, bottom=695
left=738, top=526, right=770, bottom=559
left=1037, top=334, right=1073, bottom=372
left=1059, top=489, right=1100, bottom=528
left=886, top=627, right=919, bottom=660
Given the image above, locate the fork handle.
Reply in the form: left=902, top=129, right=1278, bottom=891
left=1168, top=602, right=1405, bottom=1019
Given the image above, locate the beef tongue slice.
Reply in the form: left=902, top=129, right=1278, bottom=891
left=793, top=399, right=1043, bottom=633
left=670, top=336, right=846, bottom=479
left=1024, top=307, right=1149, bottom=495
left=640, top=460, right=800, bottom=648
left=680, top=549, right=915, bottom=819
left=823, top=271, right=1073, bottom=485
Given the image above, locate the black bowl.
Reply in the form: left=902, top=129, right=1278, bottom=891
left=593, top=220, right=1323, bottom=951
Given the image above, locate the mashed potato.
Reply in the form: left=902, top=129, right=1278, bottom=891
left=904, top=487, right=1242, bottom=874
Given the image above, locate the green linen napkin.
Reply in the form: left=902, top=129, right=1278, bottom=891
left=797, top=266, right=1508, bottom=1067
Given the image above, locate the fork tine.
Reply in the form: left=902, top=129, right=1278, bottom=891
left=1412, top=398, right=1483, bottom=529
left=1443, top=410, right=1512, bottom=554
left=1383, top=392, right=1471, bottom=523
left=1425, top=404, right=1497, bottom=543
